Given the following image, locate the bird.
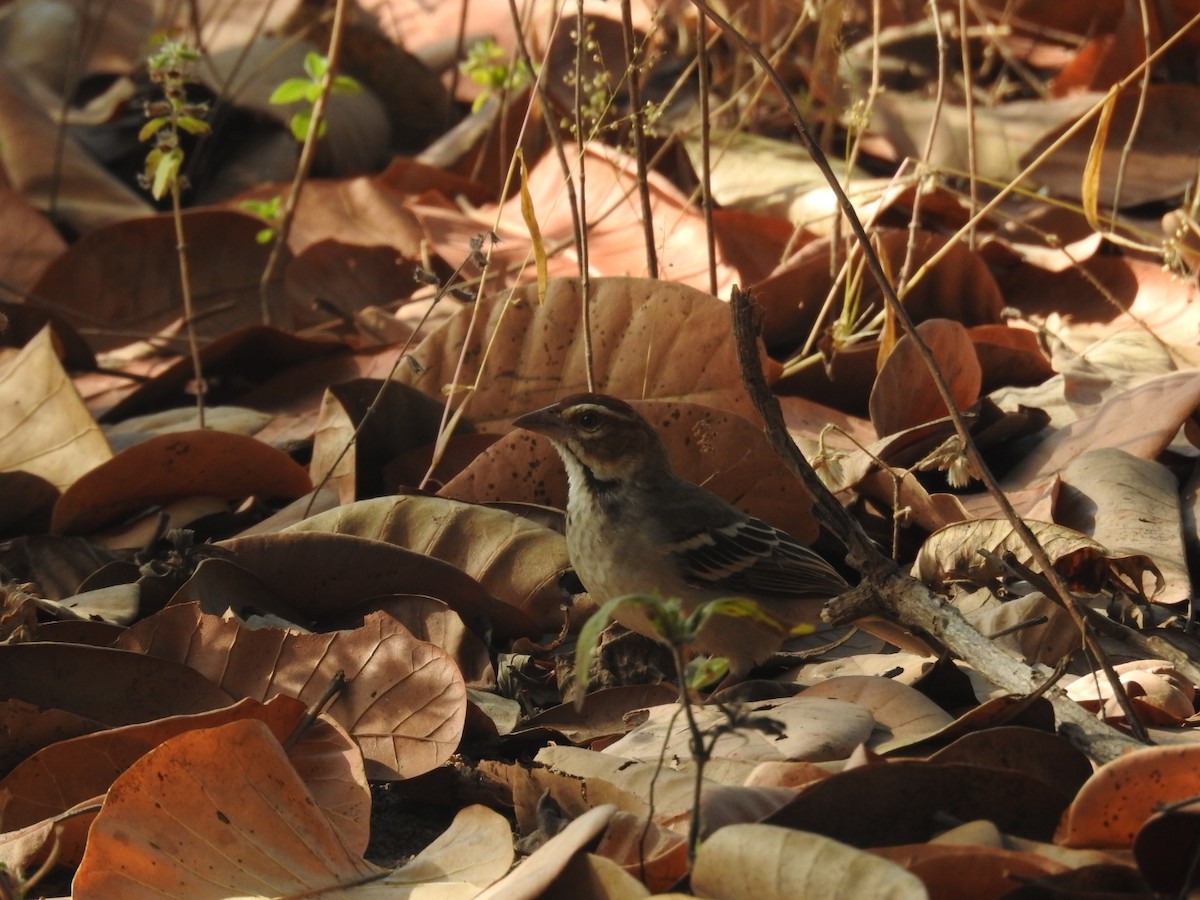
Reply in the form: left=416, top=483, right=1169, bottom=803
left=512, top=393, right=850, bottom=679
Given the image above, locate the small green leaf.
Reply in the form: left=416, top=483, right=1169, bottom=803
left=270, top=78, right=313, bottom=105
left=255, top=227, right=276, bottom=244
left=304, top=51, right=328, bottom=81
left=151, top=148, right=183, bottom=200
left=138, top=117, right=169, bottom=143
left=332, top=74, right=361, bottom=94
left=571, top=593, right=670, bottom=709
left=177, top=115, right=210, bottom=135
left=289, top=111, right=312, bottom=142
left=686, top=656, right=729, bottom=691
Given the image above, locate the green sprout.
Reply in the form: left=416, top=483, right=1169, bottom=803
left=461, top=38, right=533, bottom=112
left=269, top=51, right=361, bottom=142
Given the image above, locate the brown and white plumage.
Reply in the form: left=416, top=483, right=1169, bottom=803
left=513, top=393, right=849, bottom=676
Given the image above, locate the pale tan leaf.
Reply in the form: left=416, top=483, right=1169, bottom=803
left=800, top=676, right=954, bottom=753
left=602, top=697, right=874, bottom=763
left=1057, top=449, right=1190, bottom=605
left=0, top=327, right=111, bottom=496
left=691, top=824, right=928, bottom=900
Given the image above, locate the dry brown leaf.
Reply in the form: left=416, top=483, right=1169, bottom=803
left=71, top=719, right=381, bottom=899
left=871, top=842, right=1067, bottom=897
left=0, top=642, right=233, bottom=727
left=0, top=185, right=64, bottom=291
left=32, top=210, right=289, bottom=351
left=691, top=824, right=927, bottom=900
left=0, top=695, right=369, bottom=865
left=288, top=496, right=572, bottom=633
left=870, top=319, right=982, bottom=437
left=50, top=430, right=312, bottom=535
left=116, top=603, right=466, bottom=780
left=1066, top=660, right=1196, bottom=726
left=396, top=276, right=771, bottom=431
left=765, top=760, right=1071, bottom=846
left=214, top=530, right=536, bottom=640
left=411, top=141, right=739, bottom=295
left=1057, top=744, right=1200, bottom=848
left=363, top=804, right=514, bottom=897
left=0, top=700, right=103, bottom=778
left=1024, top=84, right=1200, bottom=206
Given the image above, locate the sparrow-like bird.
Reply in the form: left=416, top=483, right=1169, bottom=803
left=513, top=393, right=849, bottom=677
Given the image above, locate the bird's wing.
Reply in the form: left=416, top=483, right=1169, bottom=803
left=669, top=514, right=849, bottom=600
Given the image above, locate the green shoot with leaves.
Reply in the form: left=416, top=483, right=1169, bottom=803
left=269, top=51, right=361, bottom=142
left=139, top=37, right=210, bottom=200
left=461, top=38, right=534, bottom=112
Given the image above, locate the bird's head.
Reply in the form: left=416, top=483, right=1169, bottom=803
left=513, top=393, right=670, bottom=486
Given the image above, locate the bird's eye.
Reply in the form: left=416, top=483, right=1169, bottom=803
left=576, top=411, right=601, bottom=430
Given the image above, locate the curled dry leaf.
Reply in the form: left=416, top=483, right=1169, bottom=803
left=912, top=518, right=1162, bottom=597
left=51, top=430, right=312, bottom=535
left=116, top=603, right=466, bottom=780
left=871, top=843, right=1067, bottom=898
left=287, top=495, right=573, bottom=633
left=71, top=719, right=381, bottom=899
left=691, top=824, right=927, bottom=900
left=1066, top=660, right=1196, bottom=726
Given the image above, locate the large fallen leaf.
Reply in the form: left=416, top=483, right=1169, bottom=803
left=765, top=760, right=1071, bottom=845
left=1002, top=369, right=1200, bottom=489
left=116, top=603, right=466, bottom=780
left=396, top=276, right=772, bottom=431
left=411, top=141, right=739, bottom=295
left=361, top=804, right=514, bottom=898
left=602, top=697, right=874, bottom=763
left=287, top=496, right=572, bottom=632
left=474, top=804, right=616, bottom=900
left=31, top=210, right=289, bottom=351
left=1057, top=744, right=1200, bottom=848
left=799, top=676, right=954, bottom=753
left=0, top=642, right=233, bottom=727
left=214, top=530, right=536, bottom=639
left=691, top=824, right=927, bottom=900
left=51, top=430, right=312, bottom=535
left=0, top=696, right=368, bottom=852
left=71, top=719, right=381, bottom=899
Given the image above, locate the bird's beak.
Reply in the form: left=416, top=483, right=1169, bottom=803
left=512, top=405, right=563, bottom=437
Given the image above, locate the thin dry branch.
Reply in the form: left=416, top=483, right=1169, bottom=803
left=729, top=288, right=1141, bottom=764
